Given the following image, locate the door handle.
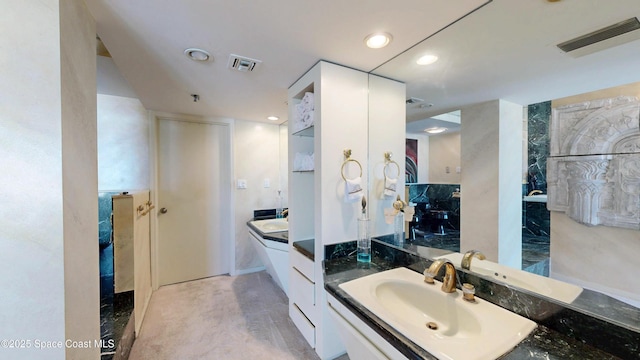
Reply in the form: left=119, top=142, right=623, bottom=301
left=160, top=207, right=168, bottom=214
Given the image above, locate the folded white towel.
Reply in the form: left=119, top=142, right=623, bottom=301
left=383, top=176, right=397, bottom=197
left=344, top=177, right=363, bottom=203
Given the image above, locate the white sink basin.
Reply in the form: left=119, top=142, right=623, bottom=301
left=249, top=219, right=288, bottom=233
left=438, top=253, right=583, bottom=303
left=339, top=267, right=536, bottom=360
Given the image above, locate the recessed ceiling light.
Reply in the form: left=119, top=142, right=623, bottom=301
left=417, top=54, right=439, bottom=66
left=425, top=127, right=447, bottom=134
left=267, top=116, right=279, bottom=121
left=184, top=48, right=211, bottom=61
left=365, top=33, right=392, bottom=49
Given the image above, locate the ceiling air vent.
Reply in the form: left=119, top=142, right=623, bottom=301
left=557, top=17, right=640, bottom=57
left=227, top=54, right=262, bottom=72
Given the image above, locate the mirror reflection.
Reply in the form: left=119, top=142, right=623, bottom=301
left=374, top=80, right=640, bottom=333
left=363, top=0, right=640, bottom=335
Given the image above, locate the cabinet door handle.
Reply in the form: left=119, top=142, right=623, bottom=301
left=160, top=207, right=168, bottom=214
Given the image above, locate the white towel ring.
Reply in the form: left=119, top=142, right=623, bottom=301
left=341, top=149, right=363, bottom=181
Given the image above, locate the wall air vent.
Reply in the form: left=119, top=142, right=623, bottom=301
left=227, top=54, right=262, bottom=72
left=557, top=17, right=640, bottom=57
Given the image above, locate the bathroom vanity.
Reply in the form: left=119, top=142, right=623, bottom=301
left=247, top=219, right=289, bottom=295
left=324, top=239, right=639, bottom=359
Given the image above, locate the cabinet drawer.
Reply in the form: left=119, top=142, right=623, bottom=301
left=290, top=303, right=315, bottom=348
left=291, top=248, right=314, bottom=281
left=291, top=268, right=316, bottom=322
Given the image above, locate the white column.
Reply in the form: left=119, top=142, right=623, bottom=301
left=368, top=74, right=406, bottom=236
left=460, top=100, right=523, bottom=268
left=0, top=1, right=99, bottom=359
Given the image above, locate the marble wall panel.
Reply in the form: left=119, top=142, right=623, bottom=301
left=527, top=101, right=550, bottom=194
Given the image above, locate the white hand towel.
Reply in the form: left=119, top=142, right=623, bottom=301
left=344, top=177, right=363, bottom=203
left=383, top=176, right=397, bottom=197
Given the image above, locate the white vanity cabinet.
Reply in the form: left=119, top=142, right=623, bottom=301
left=289, top=248, right=316, bottom=346
left=327, top=293, right=407, bottom=360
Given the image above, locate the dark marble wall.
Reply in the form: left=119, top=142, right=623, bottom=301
left=98, top=192, right=134, bottom=359
left=407, top=184, right=460, bottom=232
left=527, top=101, right=551, bottom=195
left=99, top=192, right=118, bottom=277
left=524, top=201, right=550, bottom=237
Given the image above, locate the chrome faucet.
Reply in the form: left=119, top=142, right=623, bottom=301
left=424, top=259, right=457, bottom=293
left=527, top=190, right=543, bottom=196
left=281, top=209, right=289, bottom=220
left=461, top=250, right=486, bottom=270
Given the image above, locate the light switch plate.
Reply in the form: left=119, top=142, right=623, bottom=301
left=263, top=178, right=270, bottom=188
left=237, top=179, right=247, bottom=189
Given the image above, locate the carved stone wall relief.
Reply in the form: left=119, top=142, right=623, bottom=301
left=547, top=96, right=640, bottom=230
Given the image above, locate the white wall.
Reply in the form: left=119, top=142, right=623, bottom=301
left=233, top=120, right=284, bottom=273
left=60, top=1, right=100, bottom=358
left=0, top=1, right=100, bottom=359
left=428, top=132, right=461, bottom=184
left=279, top=123, right=289, bottom=207
left=97, top=94, right=149, bottom=191
left=550, top=213, right=640, bottom=307
left=369, top=75, right=406, bottom=235
left=460, top=100, right=523, bottom=269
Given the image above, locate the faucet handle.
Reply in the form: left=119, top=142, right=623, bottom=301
left=423, top=269, right=435, bottom=284
left=462, top=283, right=476, bottom=302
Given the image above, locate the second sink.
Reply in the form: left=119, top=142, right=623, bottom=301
left=249, top=219, right=288, bottom=233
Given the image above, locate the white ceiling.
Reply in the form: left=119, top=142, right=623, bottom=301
left=86, top=0, right=640, bottom=127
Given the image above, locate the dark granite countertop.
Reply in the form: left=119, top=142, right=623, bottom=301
left=292, top=239, right=314, bottom=261
left=323, top=240, right=625, bottom=360
left=246, top=220, right=288, bottom=243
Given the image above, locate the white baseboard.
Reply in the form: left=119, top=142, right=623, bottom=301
left=232, top=266, right=266, bottom=276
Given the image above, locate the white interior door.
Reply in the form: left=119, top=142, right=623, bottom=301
left=157, top=118, right=231, bottom=286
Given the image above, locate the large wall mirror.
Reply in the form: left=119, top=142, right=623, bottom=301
left=368, top=0, right=640, bottom=333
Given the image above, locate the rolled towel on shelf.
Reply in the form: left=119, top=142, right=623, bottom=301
left=302, top=110, right=314, bottom=128
left=301, top=92, right=314, bottom=111
left=295, top=103, right=305, bottom=120
left=344, top=177, right=364, bottom=203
